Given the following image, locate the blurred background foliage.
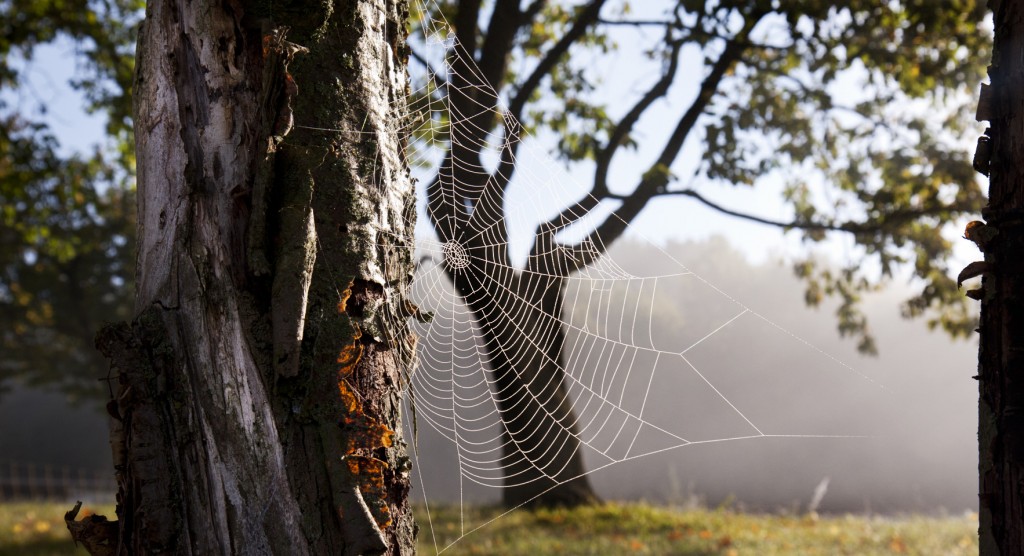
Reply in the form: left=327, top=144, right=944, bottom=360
left=0, top=0, right=141, bottom=403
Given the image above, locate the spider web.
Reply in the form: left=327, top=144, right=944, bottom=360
left=299, top=3, right=883, bottom=553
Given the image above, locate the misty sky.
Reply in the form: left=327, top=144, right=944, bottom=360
left=402, top=237, right=977, bottom=514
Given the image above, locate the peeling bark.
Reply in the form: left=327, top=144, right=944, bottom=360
left=73, top=0, right=417, bottom=554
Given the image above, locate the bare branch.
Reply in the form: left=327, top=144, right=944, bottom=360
left=637, top=185, right=974, bottom=234
left=597, top=18, right=677, bottom=27
left=594, top=37, right=684, bottom=196
left=614, top=188, right=846, bottom=232
left=507, top=0, right=608, bottom=121
left=525, top=184, right=978, bottom=275
left=492, top=0, right=609, bottom=193
left=577, top=9, right=769, bottom=258
left=527, top=36, right=686, bottom=243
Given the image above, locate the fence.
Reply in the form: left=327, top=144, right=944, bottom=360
left=0, top=459, right=116, bottom=504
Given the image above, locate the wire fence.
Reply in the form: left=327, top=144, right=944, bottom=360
left=0, top=459, right=115, bottom=504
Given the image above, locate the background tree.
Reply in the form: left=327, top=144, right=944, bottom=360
left=0, top=0, right=139, bottom=402
left=410, top=0, right=989, bottom=507
left=975, top=0, right=1024, bottom=551
left=64, top=0, right=418, bottom=553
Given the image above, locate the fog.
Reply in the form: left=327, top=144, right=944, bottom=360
left=405, top=236, right=978, bottom=514
left=0, top=236, right=977, bottom=514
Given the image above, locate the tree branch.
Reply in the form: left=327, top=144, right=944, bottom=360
left=611, top=188, right=845, bottom=231
left=597, top=18, right=677, bottom=27
left=527, top=35, right=685, bottom=242
left=521, top=183, right=977, bottom=277
left=425, top=153, right=470, bottom=244
left=507, top=0, right=608, bottom=121
left=521, top=0, right=546, bottom=24
left=454, top=0, right=482, bottom=56
left=602, top=187, right=978, bottom=238
left=594, top=36, right=684, bottom=196
left=492, top=0, right=609, bottom=194
left=574, top=9, right=769, bottom=263
left=448, top=0, right=482, bottom=113
left=429, top=0, right=541, bottom=255
left=477, top=0, right=528, bottom=91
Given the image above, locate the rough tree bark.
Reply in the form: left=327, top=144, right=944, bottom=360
left=975, top=0, right=1024, bottom=553
left=65, top=0, right=418, bottom=554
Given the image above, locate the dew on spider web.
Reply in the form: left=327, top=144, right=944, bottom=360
left=440, top=241, right=470, bottom=270
left=296, top=2, right=886, bottom=552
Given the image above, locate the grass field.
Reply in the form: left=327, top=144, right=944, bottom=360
left=0, top=502, right=114, bottom=556
left=0, top=501, right=977, bottom=555
left=414, top=504, right=978, bottom=555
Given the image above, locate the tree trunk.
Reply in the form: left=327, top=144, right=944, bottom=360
left=977, top=1, right=1024, bottom=553
left=66, top=0, right=417, bottom=554
left=430, top=137, right=599, bottom=507
left=422, top=3, right=601, bottom=506
left=451, top=254, right=598, bottom=508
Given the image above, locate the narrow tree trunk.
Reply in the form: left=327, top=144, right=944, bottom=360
left=67, top=0, right=417, bottom=554
left=978, top=1, right=1024, bottom=553
left=454, top=264, right=598, bottom=508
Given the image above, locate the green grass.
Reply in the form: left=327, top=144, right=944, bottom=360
left=413, top=503, right=979, bottom=556
left=0, top=502, right=977, bottom=555
left=0, top=502, right=114, bottom=556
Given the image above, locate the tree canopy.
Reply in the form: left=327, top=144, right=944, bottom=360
left=412, top=0, right=988, bottom=354
left=394, top=0, right=993, bottom=508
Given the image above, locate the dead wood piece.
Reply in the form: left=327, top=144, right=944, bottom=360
left=958, top=261, right=992, bottom=289
left=65, top=501, right=119, bottom=556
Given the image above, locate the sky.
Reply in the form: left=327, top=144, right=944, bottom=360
left=5, top=38, right=109, bottom=156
